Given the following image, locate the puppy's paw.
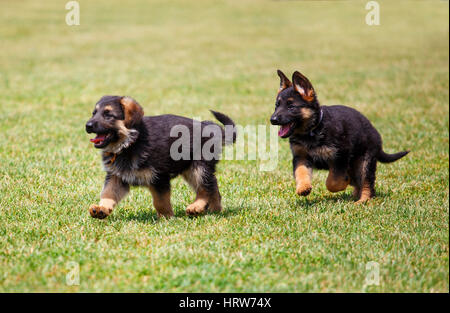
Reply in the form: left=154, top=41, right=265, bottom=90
left=89, top=204, right=112, bottom=219
left=355, top=198, right=371, bottom=205
left=296, top=184, right=312, bottom=196
left=208, top=203, right=222, bottom=213
left=186, top=202, right=207, bottom=216
left=157, top=210, right=174, bottom=219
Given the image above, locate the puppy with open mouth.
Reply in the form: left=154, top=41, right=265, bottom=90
left=270, top=70, right=409, bottom=203
left=86, top=95, right=236, bottom=219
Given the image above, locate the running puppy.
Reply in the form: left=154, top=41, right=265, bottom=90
left=270, top=70, right=409, bottom=203
left=86, top=95, right=236, bottom=219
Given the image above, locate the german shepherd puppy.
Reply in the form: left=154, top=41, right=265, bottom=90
left=270, top=70, right=409, bottom=203
left=85, top=95, right=236, bottom=219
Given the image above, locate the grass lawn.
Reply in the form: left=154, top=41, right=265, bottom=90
left=0, top=0, right=448, bottom=292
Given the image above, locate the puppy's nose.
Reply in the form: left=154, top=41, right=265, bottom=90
left=85, top=121, right=95, bottom=133
left=270, top=115, right=279, bottom=125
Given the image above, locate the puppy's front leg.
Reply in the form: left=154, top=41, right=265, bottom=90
left=293, top=157, right=313, bottom=196
left=89, top=174, right=129, bottom=219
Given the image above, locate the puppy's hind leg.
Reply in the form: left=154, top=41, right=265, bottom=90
left=183, top=163, right=222, bottom=216
left=352, top=155, right=377, bottom=204
left=202, top=174, right=222, bottom=214
left=326, top=170, right=350, bottom=193
left=149, top=179, right=174, bottom=219
left=326, top=159, right=350, bottom=193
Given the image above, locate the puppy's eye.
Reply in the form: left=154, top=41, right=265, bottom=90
left=286, top=100, right=294, bottom=106
left=276, top=100, right=281, bottom=107
left=103, top=110, right=113, bottom=118
left=92, top=110, right=97, bottom=116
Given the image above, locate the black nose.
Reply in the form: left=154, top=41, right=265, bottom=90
left=85, top=121, right=95, bottom=133
left=270, top=115, right=279, bottom=125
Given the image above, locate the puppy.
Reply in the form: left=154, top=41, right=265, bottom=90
left=86, top=95, right=236, bottom=219
left=270, top=70, right=409, bottom=203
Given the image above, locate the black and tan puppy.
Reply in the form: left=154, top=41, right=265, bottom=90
left=270, top=70, right=409, bottom=203
left=86, top=95, right=236, bottom=219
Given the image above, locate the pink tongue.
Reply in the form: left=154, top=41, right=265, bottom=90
left=90, top=135, right=106, bottom=144
left=278, top=124, right=291, bottom=137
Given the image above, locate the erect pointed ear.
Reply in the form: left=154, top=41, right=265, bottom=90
left=120, top=96, right=144, bottom=128
left=292, top=71, right=316, bottom=102
left=277, top=69, right=292, bottom=94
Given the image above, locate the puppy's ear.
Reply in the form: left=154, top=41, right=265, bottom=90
left=277, top=69, right=292, bottom=93
left=120, top=96, right=144, bottom=128
left=292, top=71, right=316, bottom=102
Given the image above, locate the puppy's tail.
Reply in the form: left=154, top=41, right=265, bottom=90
left=377, top=149, right=410, bottom=163
left=210, top=110, right=237, bottom=145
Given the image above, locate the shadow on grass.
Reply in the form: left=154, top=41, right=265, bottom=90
left=121, top=209, right=159, bottom=224
left=214, top=205, right=243, bottom=218
left=112, top=190, right=392, bottom=223
left=294, top=189, right=392, bottom=210
left=119, top=203, right=242, bottom=224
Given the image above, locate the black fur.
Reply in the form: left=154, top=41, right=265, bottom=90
left=86, top=95, right=236, bottom=218
left=271, top=70, right=409, bottom=202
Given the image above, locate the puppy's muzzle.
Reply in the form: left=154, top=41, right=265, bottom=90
left=270, top=115, right=280, bottom=125
left=86, top=121, right=96, bottom=133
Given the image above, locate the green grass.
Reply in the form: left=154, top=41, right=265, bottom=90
left=0, top=0, right=448, bottom=292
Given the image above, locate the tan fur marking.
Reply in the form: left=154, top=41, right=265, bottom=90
left=149, top=186, right=174, bottom=218
left=304, top=91, right=315, bottom=102
left=119, top=167, right=155, bottom=186
left=291, top=144, right=337, bottom=161
left=278, top=84, right=292, bottom=93
left=182, top=165, right=222, bottom=215
left=309, top=146, right=337, bottom=161
left=100, top=175, right=128, bottom=206
left=104, top=105, right=113, bottom=111
left=356, top=182, right=372, bottom=204
left=278, top=70, right=292, bottom=93
left=116, top=119, right=129, bottom=136
left=186, top=188, right=209, bottom=215
left=99, top=198, right=115, bottom=210
left=352, top=155, right=374, bottom=203
left=89, top=175, right=129, bottom=218
left=103, top=119, right=139, bottom=154
left=326, top=170, right=349, bottom=193
left=291, top=144, right=308, bottom=157
left=185, top=187, right=221, bottom=215
left=182, top=166, right=205, bottom=192
left=294, top=84, right=315, bottom=102
left=361, top=157, right=369, bottom=179
left=120, top=96, right=144, bottom=128
left=292, top=108, right=315, bottom=134
left=300, top=107, right=313, bottom=119
left=294, top=161, right=313, bottom=196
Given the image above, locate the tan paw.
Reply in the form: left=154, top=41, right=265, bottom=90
left=186, top=201, right=207, bottom=216
left=296, top=183, right=312, bottom=196
left=355, top=197, right=371, bottom=205
left=89, top=204, right=112, bottom=219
